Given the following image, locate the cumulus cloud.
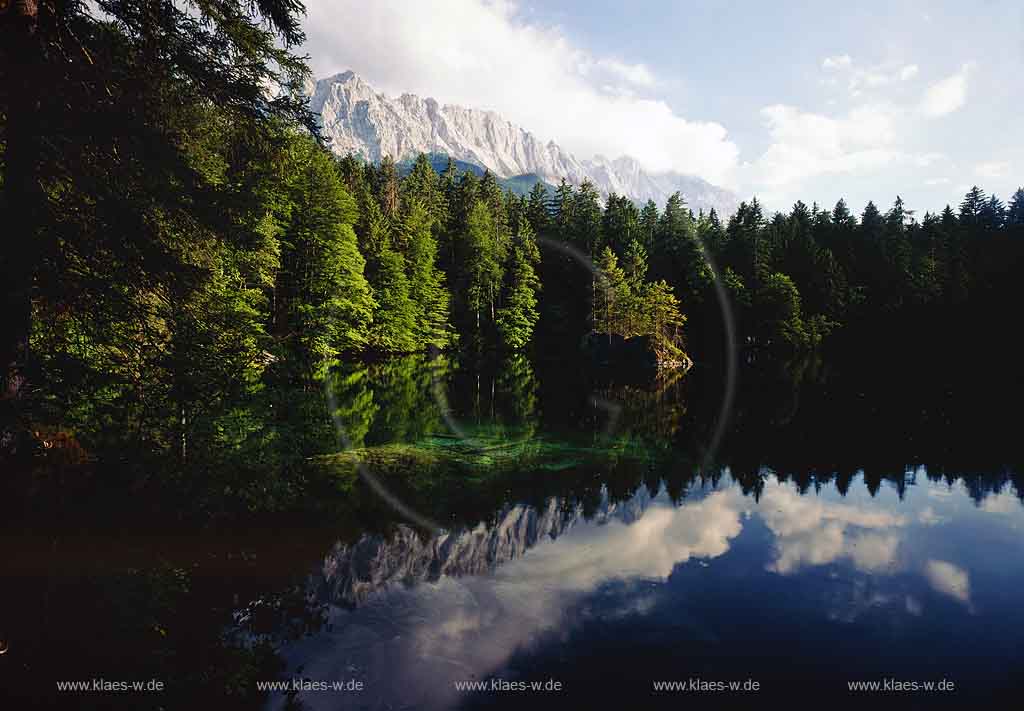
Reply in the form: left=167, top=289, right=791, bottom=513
left=921, top=63, right=973, bottom=117
left=300, top=0, right=739, bottom=185
left=757, top=480, right=906, bottom=574
left=741, top=103, right=903, bottom=197
left=924, top=560, right=971, bottom=604
left=980, top=489, right=1023, bottom=514
left=278, top=488, right=748, bottom=710
left=590, top=58, right=657, bottom=88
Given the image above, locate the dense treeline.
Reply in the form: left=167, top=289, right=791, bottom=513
left=4, top=0, right=1023, bottom=498
left=527, top=180, right=1024, bottom=356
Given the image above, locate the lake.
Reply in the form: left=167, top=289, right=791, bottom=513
left=265, top=350, right=1024, bottom=709
left=4, top=349, right=1023, bottom=709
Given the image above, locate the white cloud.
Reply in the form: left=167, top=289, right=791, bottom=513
left=300, top=0, right=739, bottom=185
left=975, top=160, right=1011, bottom=178
left=590, top=58, right=657, bottom=88
left=757, top=480, right=906, bottom=574
left=924, top=559, right=971, bottom=604
left=742, top=103, right=902, bottom=196
left=900, top=64, right=920, bottom=81
left=819, top=56, right=922, bottom=97
left=282, top=488, right=749, bottom=710
left=921, top=63, right=973, bottom=117
left=980, top=490, right=1022, bottom=513
left=924, top=178, right=951, bottom=186
left=917, top=505, right=945, bottom=524
left=822, top=54, right=853, bottom=70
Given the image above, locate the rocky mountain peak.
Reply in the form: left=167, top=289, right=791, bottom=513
left=308, top=71, right=738, bottom=216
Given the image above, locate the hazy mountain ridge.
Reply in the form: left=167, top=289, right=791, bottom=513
left=396, top=152, right=556, bottom=198
left=309, top=71, right=738, bottom=216
left=312, top=487, right=655, bottom=607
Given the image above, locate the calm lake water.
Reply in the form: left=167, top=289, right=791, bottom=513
left=262, top=351, right=1024, bottom=710
left=273, top=474, right=1024, bottom=710
left=5, top=349, right=1024, bottom=709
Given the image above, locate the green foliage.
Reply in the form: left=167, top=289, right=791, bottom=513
left=403, top=201, right=453, bottom=349
left=367, top=246, right=418, bottom=353
left=592, top=247, right=687, bottom=361
left=459, top=200, right=504, bottom=340
left=275, top=136, right=375, bottom=371
left=496, top=222, right=542, bottom=350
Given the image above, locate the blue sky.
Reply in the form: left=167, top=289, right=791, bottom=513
left=302, top=0, right=1023, bottom=214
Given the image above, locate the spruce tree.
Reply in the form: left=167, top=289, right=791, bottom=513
left=959, top=186, right=987, bottom=226
left=639, top=200, right=660, bottom=250
left=526, top=182, right=552, bottom=236
left=496, top=244, right=541, bottom=350
left=1008, top=188, right=1024, bottom=226
left=403, top=201, right=452, bottom=349
left=368, top=247, right=417, bottom=353
left=593, top=247, right=630, bottom=338
left=462, top=201, right=502, bottom=339
left=622, top=239, right=649, bottom=291
left=276, top=137, right=375, bottom=370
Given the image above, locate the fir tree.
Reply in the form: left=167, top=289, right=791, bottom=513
left=496, top=244, right=541, bottom=350
left=276, top=137, right=375, bottom=369
left=639, top=200, right=660, bottom=250
left=526, top=182, right=552, bottom=236
left=1008, top=188, right=1024, bottom=226
left=462, top=201, right=502, bottom=338
left=368, top=246, right=417, bottom=353
left=403, top=201, right=452, bottom=349
left=959, top=186, right=987, bottom=225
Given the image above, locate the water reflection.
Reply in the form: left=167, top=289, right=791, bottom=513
left=269, top=473, right=1024, bottom=709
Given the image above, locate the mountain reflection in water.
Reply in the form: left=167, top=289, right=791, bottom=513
left=271, top=472, right=1024, bottom=710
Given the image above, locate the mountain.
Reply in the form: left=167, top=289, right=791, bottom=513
left=311, top=487, right=655, bottom=608
left=396, top=152, right=555, bottom=198
left=308, top=71, right=738, bottom=216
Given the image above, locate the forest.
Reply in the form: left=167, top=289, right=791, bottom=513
left=2, top=1, right=1023, bottom=514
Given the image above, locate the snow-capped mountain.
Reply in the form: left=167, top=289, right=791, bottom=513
left=308, top=71, right=738, bottom=216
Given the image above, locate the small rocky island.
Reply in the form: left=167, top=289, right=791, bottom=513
left=582, top=332, right=694, bottom=372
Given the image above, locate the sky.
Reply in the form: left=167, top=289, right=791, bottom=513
left=300, top=0, right=1023, bottom=214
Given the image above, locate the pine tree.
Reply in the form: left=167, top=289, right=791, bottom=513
left=980, top=194, right=1006, bottom=230
left=526, top=182, right=552, bottom=236
left=639, top=200, right=660, bottom=250
left=553, top=180, right=576, bottom=239
left=276, top=137, right=375, bottom=369
left=1008, top=188, right=1024, bottom=226
left=593, top=247, right=629, bottom=338
left=959, top=186, right=987, bottom=225
left=571, top=180, right=604, bottom=256
left=640, top=280, right=686, bottom=361
left=622, top=239, right=649, bottom=291
left=402, top=154, right=443, bottom=223
left=496, top=243, right=541, bottom=350
left=462, top=200, right=502, bottom=339
left=602, top=193, right=640, bottom=256
left=375, top=156, right=402, bottom=222
left=368, top=246, right=417, bottom=353
left=403, top=201, right=452, bottom=349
